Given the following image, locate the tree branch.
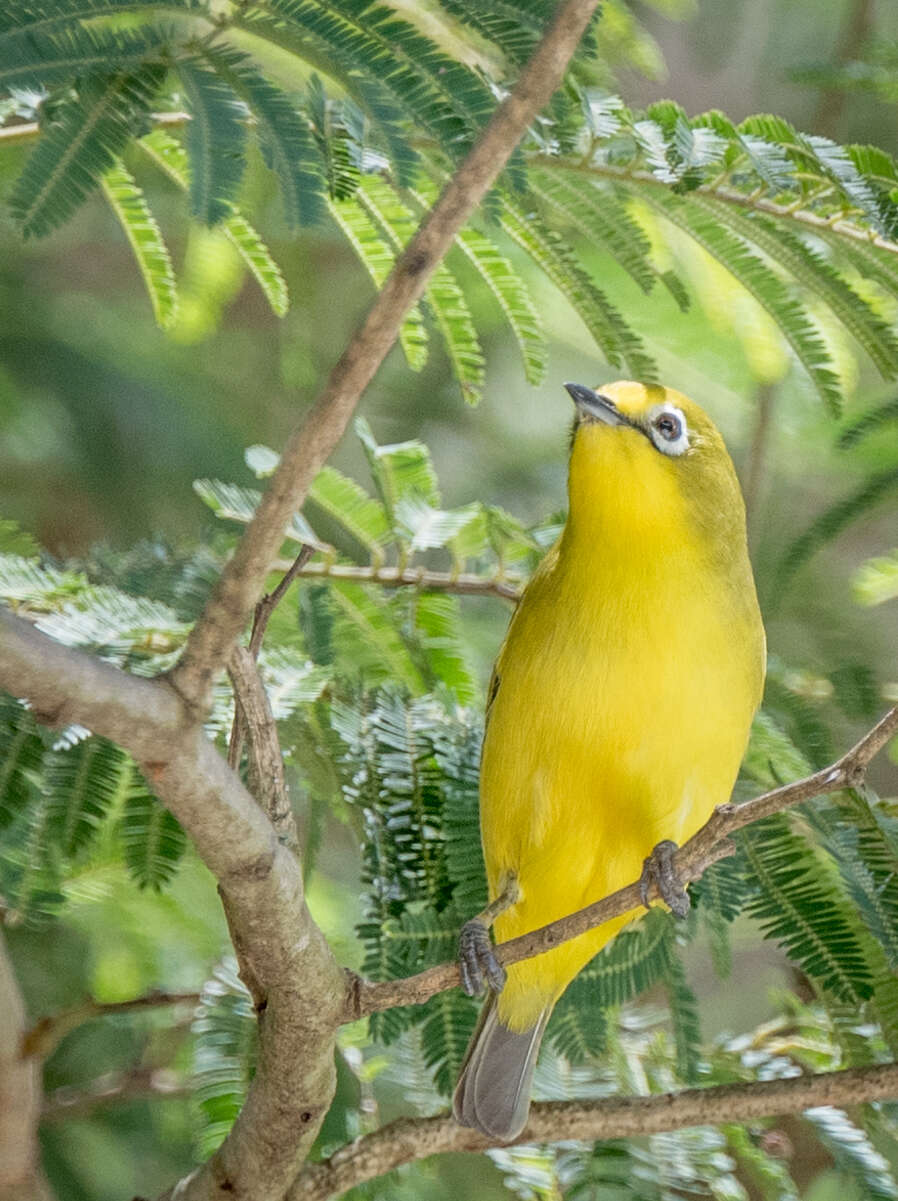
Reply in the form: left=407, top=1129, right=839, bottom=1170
left=543, top=156, right=898, bottom=256
left=0, top=6, right=604, bottom=1197
left=293, top=1062, right=898, bottom=1201
left=0, top=110, right=190, bottom=145
left=168, top=0, right=603, bottom=713
left=21, top=991, right=200, bottom=1061
left=0, top=611, right=346, bottom=1201
left=227, top=646, right=299, bottom=852
left=272, top=559, right=523, bottom=601
left=228, top=546, right=314, bottom=775
left=347, top=704, right=898, bottom=1020
left=0, top=930, right=56, bottom=1201
left=41, top=1068, right=191, bottom=1122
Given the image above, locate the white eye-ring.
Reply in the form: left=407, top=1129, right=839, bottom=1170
left=647, top=404, right=689, bottom=457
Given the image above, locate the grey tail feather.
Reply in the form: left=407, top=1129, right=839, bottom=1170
left=452, top=993, right=550, bottom=1142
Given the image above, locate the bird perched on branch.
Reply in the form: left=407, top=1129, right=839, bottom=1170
left=453, top=380, right=765, bottom=1141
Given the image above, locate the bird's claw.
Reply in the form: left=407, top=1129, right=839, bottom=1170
left=639, top=839, right=690, bottom=919
left=459, top=919, right=506, bottom=996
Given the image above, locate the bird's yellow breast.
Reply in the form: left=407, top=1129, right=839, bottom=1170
left=480, top=389, right=764, bottom=1031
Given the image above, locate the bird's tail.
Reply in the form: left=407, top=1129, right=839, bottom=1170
left=453, top=992, right=550, bottom=1141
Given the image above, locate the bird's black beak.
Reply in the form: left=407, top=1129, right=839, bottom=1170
left=564, top=382, right=629, bottom=427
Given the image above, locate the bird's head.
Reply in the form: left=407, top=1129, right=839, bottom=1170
left=563, top=379, right=747, bottom=559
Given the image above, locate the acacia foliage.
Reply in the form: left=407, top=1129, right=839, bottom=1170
left=5, top=2, right=898, bottom=408
left=2, top=418, right=898, bottom=1197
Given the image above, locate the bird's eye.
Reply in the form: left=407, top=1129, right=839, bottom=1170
left=654, top=412, right=682, bottom=442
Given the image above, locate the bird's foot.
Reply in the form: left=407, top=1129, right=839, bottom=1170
left=639, top=839, right=690, bottom=919
left=459, top=919, right=506, bottom=996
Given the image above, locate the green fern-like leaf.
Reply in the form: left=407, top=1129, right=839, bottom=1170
left=44, top=736, right=131, bottom=859
left=303, top=75, right=360, bottom=201
left=257, top=646, right=330, bottom=721
left=198, top=44, right=325, bottom=227
left=0, top=0, right=200, bottom=37
left=306, top=464, right=390, bottom=560
left=439, top=721, right=486, bottom=915
left=818, top=789, right=898, bottom=972
left=452, top=224, right=548, bottom=386
left=140, top=129, right=288, bottom=317
left=0, top=553, right=85, bottom=609
left=192, top=960, right=257, bottom=1159
left=723, top=1124, right=800, bottom=1201
left=695, top=198, right=898, bottom=380
left=392, top=495, right=482, bottom=555
left=692, top=850, right=749, bottom=979
left=665, top=949, right=702, bottom=1081
left=310, top=0, right=495, bottom=137
left=328, top=195, right=429, bottom=370
left=0, top=791, right=65, bottom=921
left=419, top=987, right=478, bottom=1096
left=412, top=592, right=476, bottom=704
left=119, top=769, right=187, bottom=889
left=357, top=179, right=485, bottom=402
left=0, top=23, right=167, bottom=92
left=220, top=211, right=289, bottom=317
left=804, top=1107, right=898, bottom=1200
left=239, top=0, right=476, bottom=153
left=355, top=416, right=440, bottom=516
left=549, top=910, right=675, bottom=1062
left=548, top=999, right=609, bottom=1066
left=643, top=190, right=843, bottom=413
left=0, top=694, right=43, bottom=833
left=329, top=583, right=423, bottom=691
left=10, top=64, right=165, bottom=237
left=101, top=160, right=178, bottom=329
left=192, top=477, right=323, bottom=549
left=762, top=675, right=834, bottom=769
left=828, top=235, right=898, bottom=305
left=438, top=0, right=545, bottom=66
left=335, top=691, right=477, bottom=1046
left=236, top=10, right=418, bottom=184
left=530, top=169, right=661, bottom=295
left=838, top=394, right=898, bottom=448
left=500, top=196, right=656, bottom=380
left=175, top=58, right=247, bottom=225
left=740, top=815, right=873, bottom=1004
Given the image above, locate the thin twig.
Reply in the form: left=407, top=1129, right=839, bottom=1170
left=227, top=646, right=300, bottom=851
left=169, top=0, right=604, bottom=713
left=271, top=559, right=523, bottom=602
left=41, top=1069, right=191, bottom=1122
left=0, top=110, right=191, bottom=145
left=250, top=546, right=315, bottom=659
left=227, top=546, right=313, bottom=772
left=293, top=1061, right=898, bottom=1201
left=21, top=992, right=200, bottom=1061
left=347, top=704, right=898, bottom=1020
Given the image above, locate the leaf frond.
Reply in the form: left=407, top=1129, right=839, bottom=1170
left=101, top=159, right=178, bottom=328
left=11, top=63, right=165, bottom=237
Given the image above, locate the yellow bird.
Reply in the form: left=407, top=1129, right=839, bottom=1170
left=453, top=380, right=765, bottom=1140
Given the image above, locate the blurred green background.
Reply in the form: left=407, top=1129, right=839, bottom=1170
left=3, top=0, right=898, bottom=1197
